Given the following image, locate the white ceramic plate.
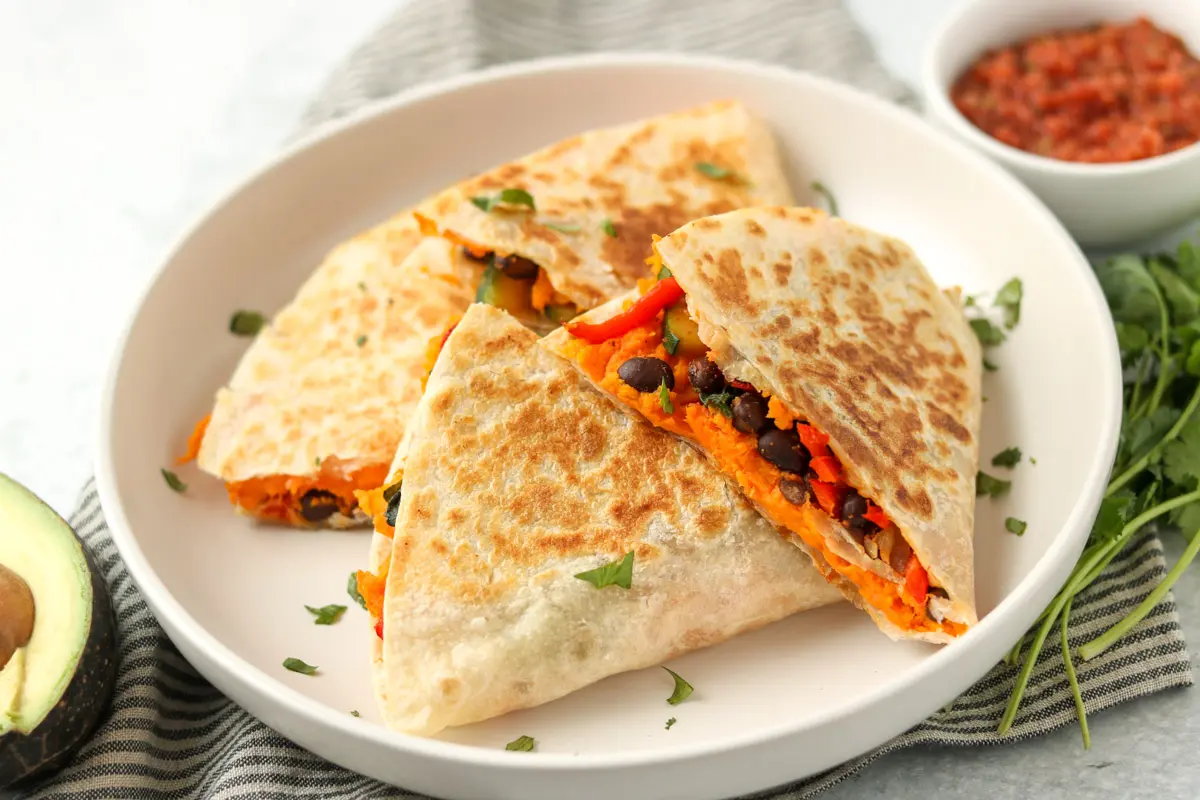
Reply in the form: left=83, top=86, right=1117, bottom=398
left=97, top=54, right=1121, bottom=800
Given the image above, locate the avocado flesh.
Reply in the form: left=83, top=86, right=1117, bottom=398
left=0, top=473, right=117, bottom=788
left=0, top=477, right=90, bottom=736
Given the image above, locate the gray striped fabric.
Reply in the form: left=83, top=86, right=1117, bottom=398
left=19, top=1, right=1194, bottom=798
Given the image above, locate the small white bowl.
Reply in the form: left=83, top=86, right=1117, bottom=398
left=922, top=0, right=1200, bottom=248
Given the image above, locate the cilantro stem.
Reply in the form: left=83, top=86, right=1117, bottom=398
left=998, top=542, right=1112, bottom=734
left=1078, top=521, right=1200, bottom=661
left=1124, top=350, right=1151, bottom=426
left=1060, top=598, right=1090, bottom=749
left=1142, top=295, right=1173, bottom=418
left=1107, top=378, right=1200, bottom=497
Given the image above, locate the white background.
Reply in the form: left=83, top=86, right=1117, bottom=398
left=2, top=2, right=1196, bottom=798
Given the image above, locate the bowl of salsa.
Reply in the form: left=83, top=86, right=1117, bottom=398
left=922, top=0, right=1200, bottom=247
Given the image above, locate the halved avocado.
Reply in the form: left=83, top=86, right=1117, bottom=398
left=0, top=473, right=117, bottom=789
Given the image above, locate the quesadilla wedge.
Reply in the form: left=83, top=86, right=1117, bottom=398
left=414, top=100, right=794, bottom=330
left=544, top=207, right=983, bottom=643
left=186, top=214, right=482, bottom=528
left=353, top=303, right=842, bottom=735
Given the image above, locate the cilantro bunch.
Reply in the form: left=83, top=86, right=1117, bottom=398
left=999, top=240, right=1200, bottom=747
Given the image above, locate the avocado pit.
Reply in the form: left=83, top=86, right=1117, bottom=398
left=0, top=563, right=34, bottom=670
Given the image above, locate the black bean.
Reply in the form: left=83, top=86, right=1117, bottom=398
left=732, top=393, right=770, bottom=434
left=778, top=476, right=810, bottom=505
left=840, top=490, right=868, bottom=522
left=927, top=586, right=949, bottom=599
left=618, top=357, right=675, bottom=392
left=461, top=246, right=491, bottom=263
left=385, top=486, right=403, bottom=527
left=687, top=358, right=726, bottom=394
left=757, top=428, right=810, bottom=474
left=495, top=254, right=539, bottom=279
left=299, top=490, right=339, bottom=522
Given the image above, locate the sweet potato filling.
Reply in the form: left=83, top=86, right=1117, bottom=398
left=560, top=308, right=964, bottom=637
left=224, top=463, right=389, bottom=527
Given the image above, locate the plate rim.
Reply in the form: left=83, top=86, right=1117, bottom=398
left=95, top=50, right=1123, bottom=774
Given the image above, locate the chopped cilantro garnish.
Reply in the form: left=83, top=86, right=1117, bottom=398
left=664, top=667, right=693, bottom=705
left=983, top=357, right=998, bottom=372
left=601, top=218, right=617, bottom=237
left=665, top=717, right=677, bottom=730
left=356, top=335, right=367, bottom=347
left=657, top=265, right=673, bottom=280
left=1005, top=517, right=1027, bottom=535
left=699, top=389, right=734, bottom=417
left=994, top=277, right=1023, bottom=329
left=992, top=447, right=1022, bottom=468
left=161, top=469, right=187, bottom=493
left=229, top=310, right=265, bottom=336
left=694, top=161, right=747, bottom=183
left=544, top=221, right=580, bottom=233
left=976, top=471, right=1012, bottom=498
left=358, top=281, right=367, bottom=292
left=283, top=657, right=318, bottom=675
left=305, top=604, right=347, bottom=625
left=658, top=379, right=674, bottom=414
left=350, top=710, right=361, bottom=717
left=347, top=572, right=367, bottom=610
left=969, top=318, right=1006, bottom=346
left=811, top=181, right=839, bottom=217
left=505, top=735, right=536, bottom=752
left=662, top=327, right=680, bottom=356
left=574, top=551, right=635, bottom=590
left=471, top=188, right=536, bottom=212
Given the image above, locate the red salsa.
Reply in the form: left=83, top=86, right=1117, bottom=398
left=950, top=17, right=1200, bottom=163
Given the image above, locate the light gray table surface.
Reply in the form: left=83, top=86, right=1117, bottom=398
left=1, top=1, right=1197, bottom=797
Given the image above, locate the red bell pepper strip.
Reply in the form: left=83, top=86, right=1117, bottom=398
left=728, top=380, right=756, bottom=392
left=810, top=455, right=842, bottom=484
left=565, top=277, right=684, bottom=343
left=374, top=618, right=384, bottom=640
left=796, top=423, right=830, bottom=458
left=904, top=554, right=929, bottom=605
left=808, top=479, right=843, bottom=517
left=864, top=504, right=892, bottom=529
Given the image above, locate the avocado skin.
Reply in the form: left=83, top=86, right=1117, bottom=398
left=0, top=530, right=118, bottom=789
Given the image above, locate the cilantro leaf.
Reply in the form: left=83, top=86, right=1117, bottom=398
left=811, top=181, right=839, bottom=217
left=695, top=161, right=745, bottom=182
left=1089, top=492, right=1135, bottom=544
left=1005, top=517, right=1027, bottom=535
left=983, top=357, right=998, bottom=372
left=356, top=334, right=368, bottom=347
left=471, top=188, right=535, bottom=212
left=976, top=471, right=1012, bottom=498
left=1120, top=406, right=1180, bottom=469
left=1173, top=502, right=1200, bottom=541
left=347, top=572, right=368, bottom=610
left=992, top=447, right=1022, bottom=468
left=657, top=265, right=673, bottom=280
left=505, top=735, right=536, bottom=752
left=229, top=310, right=265, bottom=336
left=283, top=657, right=318, bottom=675
left=1177, top=240, right=1200, bottom=291
left=1150, top=259, right=1200, bottom=325
left=1095, top=253, right=1164, bottom=328
left=574, top=551, right=635, bottom=589
left=161, top=469, right=187, bottom=493
left=350, top=710, right=360, bottom=717
left=994, top=277, right=1023, bottom=329
left=1163, top=412, right=1200, bottom=489
left=699, top=388, right=734, bottom=418
left=970, top=318, right=1006, bottom=346
left=662, top=327, right=680, bottom=356
left=665, top=717, right=677, bottom=730
left=305, top=604, right=347, bottom=625
left=1115, top=322, right=1150, bottom=354
left=658, top=379, right=674, bottom=414
left=664, top=667, right=694, bottom=705
left=544, top=221, right=580, bottom=233
left=1187, top=341, right=1200, bottom=377
left=601, top=218, right=617, bottom=237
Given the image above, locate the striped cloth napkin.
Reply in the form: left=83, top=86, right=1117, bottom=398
left=20, top=1, right=1193, bottom=798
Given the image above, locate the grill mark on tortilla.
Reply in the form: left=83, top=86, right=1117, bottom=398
left=601, top=203, right=705, bottom=286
